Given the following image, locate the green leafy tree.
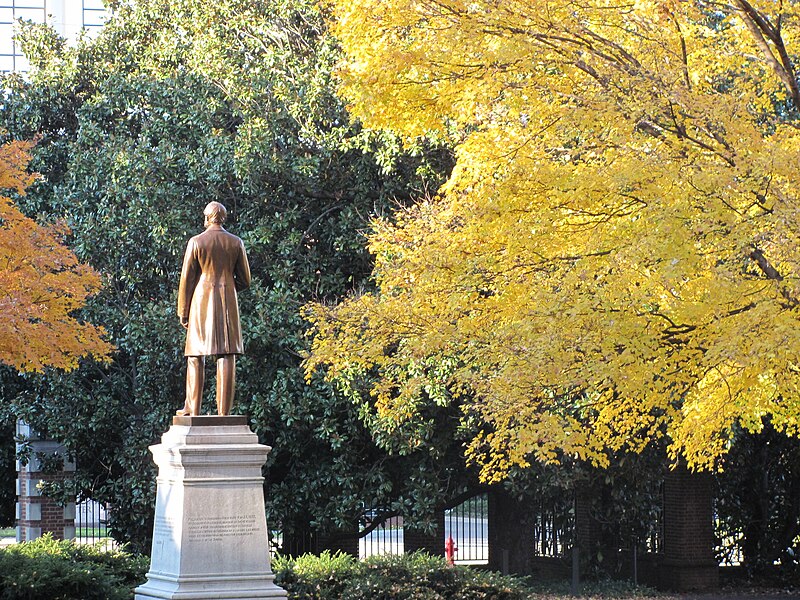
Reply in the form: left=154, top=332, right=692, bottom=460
left=715, top=423, right=800, bottom=574
left=0, top=0, right=461, bottom=551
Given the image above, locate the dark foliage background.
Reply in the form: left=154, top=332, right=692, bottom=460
left=0, top=0, right=466, bottom=552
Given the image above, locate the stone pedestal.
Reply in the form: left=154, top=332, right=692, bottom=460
left=135, top=416, right=286, bottom=600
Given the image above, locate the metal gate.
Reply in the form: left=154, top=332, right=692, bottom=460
left=445, top=494, right=488, bottom=564
left=74, top=500, right=113, bottom=550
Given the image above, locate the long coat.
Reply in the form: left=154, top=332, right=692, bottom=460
left=178, top=224, right=251, bottom=356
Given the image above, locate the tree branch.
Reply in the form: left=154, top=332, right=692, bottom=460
left=732, top=0, right=800, bottom=109
left=749, top=246, right=783, bottom=281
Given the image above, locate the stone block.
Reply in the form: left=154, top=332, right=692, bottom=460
left=28, top=479, right=42, bottom=497
left=135, top=416, right=287, bottom=600
left=63, top=502, right=76, bottom=520
left=27, top=503, right=41, bottom=521
left=26, top=454, right=42, bottom=473
left=25, top=441, right=67, bottom=473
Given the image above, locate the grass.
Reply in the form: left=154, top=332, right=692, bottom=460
left=0, top=526, right=113, bottom=542
left=75, top=526, right=109, bottom=538
left=522, top=580, right=662, bottom=599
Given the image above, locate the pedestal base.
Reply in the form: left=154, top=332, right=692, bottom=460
left=135, top=574, right=286, bottom=600
left=135, top=416, right=287, bottom=600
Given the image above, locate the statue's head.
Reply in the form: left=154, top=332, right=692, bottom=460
left=203, top=201, right=227, bottom=226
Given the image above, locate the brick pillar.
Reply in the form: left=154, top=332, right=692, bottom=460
left=660, top=466, right=718, bottom=591
left=15, top=421, right=76, bottom=542
left=404, top=511, right=445, bottom=555
left=574, top=486, right=602, bottom=565
left=487, top=489, right=534, bottom=575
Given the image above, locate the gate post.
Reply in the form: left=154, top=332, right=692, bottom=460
left=315, top=526, right=360, bottom=557
left=487, top=488, right=534, bottom=575
left=404, top=510, right=445, bottom=556
left=574, top=485, right=603, bottom=574
left=660, top=465, right=718, bottom=591
left=15, top=420, right=76, bottom=542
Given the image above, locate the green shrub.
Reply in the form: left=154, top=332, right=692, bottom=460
left=273, top=551, right=529, bottom=599
left=0, top=534, right=148, bottom=600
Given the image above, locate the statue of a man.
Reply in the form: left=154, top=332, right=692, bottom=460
left=176, top=201, right=251, bottom=416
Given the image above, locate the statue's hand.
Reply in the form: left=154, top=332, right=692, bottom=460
left=180, top=316, right=189, bottom=329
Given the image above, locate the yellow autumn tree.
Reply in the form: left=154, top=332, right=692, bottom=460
left=305, top=1, right=800, bottom=479
left=0, top=138, right=112, bottom=372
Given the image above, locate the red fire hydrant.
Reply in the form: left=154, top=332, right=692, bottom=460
left=445, top=535, right=458, bottom=566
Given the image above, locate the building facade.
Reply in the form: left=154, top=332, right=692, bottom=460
left=1, top=0, right=106, bottom=72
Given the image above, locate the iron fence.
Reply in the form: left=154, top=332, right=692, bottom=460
left=445, top=494, right=488, bottom=564
left=68, top=488, right=744, bottom=569
left=532, top=500, right=573, bottom=558
left=714, top=516, right=745, bottom=566
left=74, top=500, right=114, bottom=550
left=360, top=515, right=403, bottom=558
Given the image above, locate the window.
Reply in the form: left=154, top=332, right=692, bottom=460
left=0, top=0, right=47, bottom=72
left=0, top=0, right=108, bottom=72
left=81, top=0, right=104, bottom=34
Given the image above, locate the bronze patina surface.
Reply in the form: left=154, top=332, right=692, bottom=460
left=172, top=415, right=248, bottom=427
left=176, top=202, right=251, bottom=416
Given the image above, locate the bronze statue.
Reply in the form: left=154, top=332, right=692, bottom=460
left=177, top=201, right=251, bottom=416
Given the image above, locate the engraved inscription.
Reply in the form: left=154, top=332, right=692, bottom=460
left=186, top=514, right=260, bottom=543
left=154, top=515, right=179, bottom=538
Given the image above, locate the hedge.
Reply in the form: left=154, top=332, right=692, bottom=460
left=273, top=551, right=530, bottom=599
left=0, top=535, right=147, bottom=600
